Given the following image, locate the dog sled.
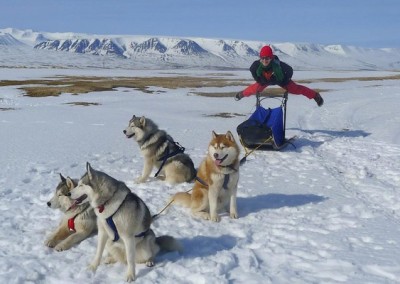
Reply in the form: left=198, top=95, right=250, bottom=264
left=237, top=91, right=295, bottom=155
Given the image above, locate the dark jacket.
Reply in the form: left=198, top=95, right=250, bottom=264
left=250, top=55, right=293, bottom=86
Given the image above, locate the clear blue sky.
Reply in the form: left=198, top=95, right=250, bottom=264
left=1, top=0, right=399, bottom=48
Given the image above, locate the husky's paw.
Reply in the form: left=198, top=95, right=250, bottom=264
left=195, top=211, right=210, bottom=220
left=126, top=269, right=136, bottom=282
left=54, top=243, right=70, bottom=252
left=230, top=212, right=239, bottom=219
left=155, top=175, right=166, bottom=181
left=211, top=215, right=221, bottom=222
left=88, top=262, right=99, bottom=272
left=44, top=238, right=57, bottom=248
left=145, top=260, right=155, bottom=267
left=103, top=255, right=117, bottom=265
left=135, top=176, right=147, bottom=184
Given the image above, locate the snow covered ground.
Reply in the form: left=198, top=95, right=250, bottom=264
left=1, top=68, right=400, bottom=283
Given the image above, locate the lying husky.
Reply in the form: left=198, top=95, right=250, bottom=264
left=123, top=115, right=196, bottom=184
left=45, top=174, right=97, bottom=251
left=173, top=131, right=240, bottom=222
left=69, top=163, right=182, bottom=282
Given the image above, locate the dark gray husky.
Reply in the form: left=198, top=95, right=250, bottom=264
left=123, top=115, right=196, bottom=184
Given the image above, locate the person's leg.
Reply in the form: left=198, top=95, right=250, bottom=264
left=235, top=82, right=267, bottom=99
left=283, top=80, right=317, bottom=99
left=242, top=82, right=267, bottom=97
left=283, top=80, right=323, bottom=106
left=235, top=82, right=267, bottom=100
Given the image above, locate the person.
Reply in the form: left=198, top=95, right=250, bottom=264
left=235, top=45, right=324, bottom=106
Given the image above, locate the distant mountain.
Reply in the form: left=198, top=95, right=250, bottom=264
left=130, top=38, right=167, bottom=54
left=34, top=38, right=125, bottom=57
left=0, top=32, right=26, bottom=46
left=1, top=28, right=400, bottom=70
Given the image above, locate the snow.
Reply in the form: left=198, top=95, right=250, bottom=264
left=1, top=66, right=400, bottom=284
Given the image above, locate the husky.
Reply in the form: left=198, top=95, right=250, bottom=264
left=123, top=115, right=196, bottom=184
left=45, top=174, right=97, bottom=251
left=172, top=131, right=240, bottom=222
left=69, top=163, right=182, bottom=282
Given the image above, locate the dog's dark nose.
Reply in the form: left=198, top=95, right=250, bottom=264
left=47, top=202, right=51, bottom=207
left=214, top=153, right=219, bottom=159
left=123, top=130, right=126, bottom=134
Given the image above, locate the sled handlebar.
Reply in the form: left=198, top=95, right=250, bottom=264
left=255, top=91, right=288, bottom=107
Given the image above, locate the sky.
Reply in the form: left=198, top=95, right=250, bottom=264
left=1, top=50, right=400, bottom=282
left=1, top=0, right=399, bottom=48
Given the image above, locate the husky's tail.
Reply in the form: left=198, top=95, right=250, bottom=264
left=152, top=191, right=191, bottom=220
left=171, top=192, right=191, bottom=207
left=156, top=236, right=183, bottom=253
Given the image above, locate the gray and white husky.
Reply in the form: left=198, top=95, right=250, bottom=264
left=45, top=174, right=97, bottom=251
left=69, top=163, right=182, bottom=282
left=123, top=115, right=196, bottom=184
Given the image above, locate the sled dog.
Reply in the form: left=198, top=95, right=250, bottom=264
left=69, top=163, right=182, bottom=282
left=45, top=174, right=97, bottom=251
left=123, top=115, right=196, bottom=184
left=172, top=131, right=240, bottom=222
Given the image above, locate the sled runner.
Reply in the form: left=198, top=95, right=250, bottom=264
left=237, top=91, right=295, bottom=154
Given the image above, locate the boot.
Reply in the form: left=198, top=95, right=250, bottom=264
left=314, top=93, right=324, bottom=107
left=234, top=91, right=243, bottom=101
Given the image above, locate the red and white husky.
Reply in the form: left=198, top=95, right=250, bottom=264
left=173, top=131, right=240, bottom=222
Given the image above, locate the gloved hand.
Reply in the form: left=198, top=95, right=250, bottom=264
left=234, top=92, right=243, bottom=101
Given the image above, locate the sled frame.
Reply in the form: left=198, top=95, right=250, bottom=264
left=239, top=91, right=295, bottom=151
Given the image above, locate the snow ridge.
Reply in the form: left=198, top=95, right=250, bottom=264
left=1, top=28, right=400, bottom=70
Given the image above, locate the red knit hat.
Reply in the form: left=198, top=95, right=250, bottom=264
left=260, top=45, right=273, bottom=57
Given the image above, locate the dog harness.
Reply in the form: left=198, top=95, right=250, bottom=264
left=67, top=214, right=79, bottom=232
left=97, top=193, right=149, bottom=242
left=154, top=139, right=185, bottom=177
left=105, top=217, right=149, bottom=242
left=196, top=164, right=237, bottom=190
left=196, top=174, right=230, bottom=190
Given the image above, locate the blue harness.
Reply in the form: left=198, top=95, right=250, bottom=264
left=99, top=193, right=149, bottom=242
left=154, top=139, right=185, bottom=177
left=105, top=216, right=149, bottom=242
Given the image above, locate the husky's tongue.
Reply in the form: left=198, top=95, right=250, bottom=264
left=214, top=154, right=228, bottom=166
left=67, top=201, right=78, bottom=211
left=67, top=194, right=87, bottom=211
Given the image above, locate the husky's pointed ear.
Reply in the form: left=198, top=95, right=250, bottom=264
left=129, top=115, right=135, bottom=123
left=66, top=177, right=75, bottom=190
left=59, top=173, right=66, bottom=182
left=212, top=131, right=217, bottom=139
left=226, top=131, right=234, bottom=141
left=86, top=162, right=94, bottom=180
left=139, top=116, right=146, bottom=127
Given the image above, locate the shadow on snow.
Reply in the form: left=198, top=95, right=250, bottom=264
left=285, top=128, right=370, bottom=150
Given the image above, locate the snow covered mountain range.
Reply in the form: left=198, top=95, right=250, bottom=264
left=1, top=28, right=400, bottom=70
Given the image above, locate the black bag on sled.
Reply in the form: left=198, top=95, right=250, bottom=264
left=237, top=92, right=288, bottom=150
